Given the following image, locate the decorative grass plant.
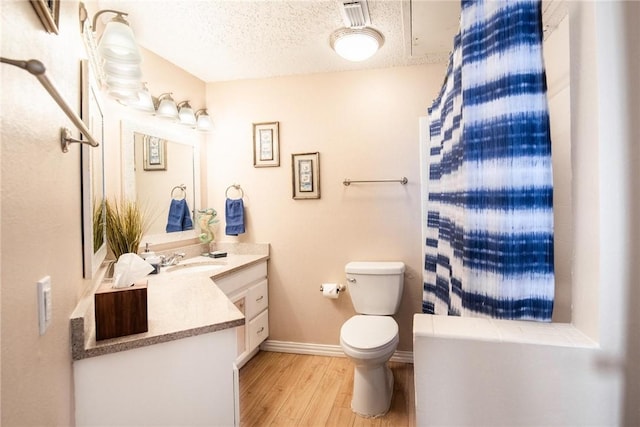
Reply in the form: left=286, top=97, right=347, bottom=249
left=105, top=198, right=149, bottom=260
left=93, top=199, right=105, bottom=252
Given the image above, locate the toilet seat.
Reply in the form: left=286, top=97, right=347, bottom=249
left=340, top=315, right=398, bottom=351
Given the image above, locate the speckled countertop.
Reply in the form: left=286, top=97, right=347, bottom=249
left=71, top=243, right=269, bottom=361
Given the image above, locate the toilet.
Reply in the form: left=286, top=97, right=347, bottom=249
left=340, top=261, right=405, bottom=417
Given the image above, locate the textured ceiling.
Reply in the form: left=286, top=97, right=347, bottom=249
left=94, top=1, right=564, bottom=83
left=96, top=0, right=460, bottom=83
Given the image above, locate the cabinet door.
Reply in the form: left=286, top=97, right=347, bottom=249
left=249, top=309, right=269, bottom=351
left=246, top=279, right=268, bottom=319
left=232, top=295, right=247, bottom=357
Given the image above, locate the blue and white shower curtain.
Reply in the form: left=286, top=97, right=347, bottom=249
left=423, top=0, right=554, bottom=321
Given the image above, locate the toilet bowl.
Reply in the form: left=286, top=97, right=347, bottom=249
left=340, top=314, right=399, bottom=417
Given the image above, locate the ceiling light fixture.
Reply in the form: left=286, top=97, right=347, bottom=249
left=331, top=0, right=383, bottom=62
left=330, top=27, right=384, bottom=62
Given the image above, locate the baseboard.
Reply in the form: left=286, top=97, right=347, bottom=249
left=260, top=340, right=413, bottom=364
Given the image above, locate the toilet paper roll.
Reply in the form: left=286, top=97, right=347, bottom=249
left=322, top=283, right=340, bottom=299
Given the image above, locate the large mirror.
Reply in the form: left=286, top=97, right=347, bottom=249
left=81, top=60, right=107, bottom=278
left=121, top=119, right=201, bottom=246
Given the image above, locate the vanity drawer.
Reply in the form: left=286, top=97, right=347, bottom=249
left=246, top=279, right=268, bottom=318
left=249, top=309, right=269, bottom=350
left=216, top=261, right=267, bottom=296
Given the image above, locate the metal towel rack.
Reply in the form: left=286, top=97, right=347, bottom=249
left=171, top=184, right=187, bottom=200
left=225, top=184, right=244, bottom=199
left=0, top=57, right=100, bottom=153
left=343, top=177, right=408, bottom=186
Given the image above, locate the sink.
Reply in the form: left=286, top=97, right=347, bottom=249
left=165, top=260, right=226, bottom=274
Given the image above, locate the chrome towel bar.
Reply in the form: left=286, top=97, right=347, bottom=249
left=1, top=57, right=100, bottom=153
left=343, top=177, right=408, bottom=186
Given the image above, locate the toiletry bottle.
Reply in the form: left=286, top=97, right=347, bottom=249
left=141, top=243, right=155, bottom=260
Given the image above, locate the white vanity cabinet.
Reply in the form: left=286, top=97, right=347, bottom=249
left=74, top=329, right=237, bottom=427
left=216, top=261, right=269, bottom=367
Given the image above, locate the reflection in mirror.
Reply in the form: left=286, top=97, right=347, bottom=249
left=133, top=132, right=196, bottom=235
left=81, top=60, right=107, bottom=278
left=121, top=119, right=201, bottom=246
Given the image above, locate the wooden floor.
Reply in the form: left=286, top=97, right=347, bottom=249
left=239, top=351, right=416, bottom=427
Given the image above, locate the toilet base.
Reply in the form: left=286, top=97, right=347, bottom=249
left=351, top=363, right=394, bottom=418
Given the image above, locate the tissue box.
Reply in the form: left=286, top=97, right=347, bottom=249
left=95, top=280, right=148, bottom=341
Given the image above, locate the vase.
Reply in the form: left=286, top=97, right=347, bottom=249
left=197, top=208, right=219, bottom=244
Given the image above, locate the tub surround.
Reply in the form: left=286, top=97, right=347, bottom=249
left=70, top=243, right=269, bottom=360
left=413, top=314, right=605, bottom=426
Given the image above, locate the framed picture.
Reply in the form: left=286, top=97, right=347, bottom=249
left=253, top=122, right=280, bottom=167
left=292, top=152, right=320, bottom=199
left=30, top=0, right=60, bottom=34
left=143, top=135, right=167, bottom=170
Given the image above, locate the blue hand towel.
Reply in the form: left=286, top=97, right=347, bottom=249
left=182, top=200, right=193, bottom=231
left=166, top=199, right=194, bottom=233
left=225, top=198, right=245, bottom=236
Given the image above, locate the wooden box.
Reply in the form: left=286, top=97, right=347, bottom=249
left=95, top=280, right=148, bottom=341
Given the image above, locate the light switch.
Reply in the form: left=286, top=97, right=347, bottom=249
left=37, top=276, right=52, bottom=335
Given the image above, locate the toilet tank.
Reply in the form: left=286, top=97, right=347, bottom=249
left=345, top=261, right=405, bottom=315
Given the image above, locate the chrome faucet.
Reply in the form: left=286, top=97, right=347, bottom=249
left=160, top=252, right=186, bottom=267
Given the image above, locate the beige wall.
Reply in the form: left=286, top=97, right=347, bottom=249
left=0, top=2, right=207, bottom=425
left=544, top=16, right=572, bottom=323
left=593, top=1, right=640, bottom=422
left=567, top=1, right=601, bottom=341
left=1, top=1, right=86, bottom=425
left=206, top=65, right=445, bottom=351
left=620, top=2, right=640, bottom=421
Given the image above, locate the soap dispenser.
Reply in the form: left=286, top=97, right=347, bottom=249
left=140, top=243, right=155, bottom=260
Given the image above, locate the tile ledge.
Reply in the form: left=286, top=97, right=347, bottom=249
left=413, top=314, right=599, bottom=349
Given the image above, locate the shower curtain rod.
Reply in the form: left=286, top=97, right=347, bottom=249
left=343, top=177, right=408, bottom=186
left=1, top=57, right=100, bottom=153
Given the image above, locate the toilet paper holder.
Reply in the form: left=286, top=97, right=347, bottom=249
left=319, top=283, right=346, bottom=293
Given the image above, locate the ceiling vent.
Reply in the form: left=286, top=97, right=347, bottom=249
left=340, top=0, right=371, bottom=29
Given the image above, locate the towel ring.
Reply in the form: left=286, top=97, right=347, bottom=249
left=171, top=184, right=187, bottom=200
left=225, top=184, right=244, bottom=200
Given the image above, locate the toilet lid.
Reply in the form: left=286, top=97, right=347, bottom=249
left=341, top=315, right=398, bottom=350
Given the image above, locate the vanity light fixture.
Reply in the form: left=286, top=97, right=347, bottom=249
left=80, top=3, right=143, bottom=103
left=93, top=9, right=141, bottom=65
left=102, top=61, right=142, bottom=79
left=330, top=27, right=384, bottom=62
left=155, top=93, right=179, bottom=120
left=177, top=101, right=197, bottom=126
left=195, top=109, right=213, bottom=131
left=126, top=83, right=155, bottom=113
